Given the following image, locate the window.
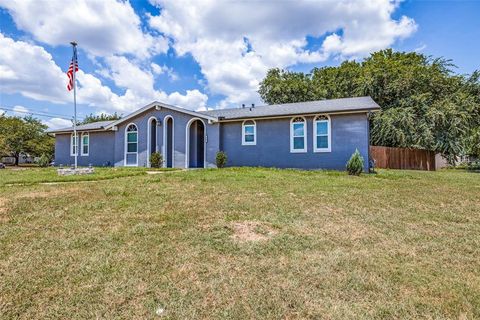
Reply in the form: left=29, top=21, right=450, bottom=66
left=81, top=132, right=89, bottom=156
left=70, top=133, right=78, bottom=156
left=242, top=120, right=256, bottom=145
left=125, top=124, right=138, bottom=166
left=314, top=115, right=331, bottom=152
left=290, top=117, right=307, bottom=153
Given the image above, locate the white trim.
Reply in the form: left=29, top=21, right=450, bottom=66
left=313, top=114, right=332, bottom=153
left=290, top=116, right=307, bottom=153
left=162, top=115, right=175, bottom=168
left=70, top=133, right=78, bottom=156
left=146, top=116, right=158, bottom=167
left=185, top=117, right=207, bottom=169
left=81, top=132, right=89, bottom=156
left=124, top=123, right=138, bottom=167
left=241, top=119, right=256, bottom=146
left=105, top=101, right=217, bottom=129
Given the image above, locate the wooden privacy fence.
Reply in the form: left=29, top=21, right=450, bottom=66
left=370, top=146, right=436, bottom=171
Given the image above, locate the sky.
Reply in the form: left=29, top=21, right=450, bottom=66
left=0, top=0, right=479, bottom=129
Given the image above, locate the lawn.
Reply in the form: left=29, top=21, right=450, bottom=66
left=0, top=168, right=479, bottom=319
left=0, top=166, right=174, bottom=186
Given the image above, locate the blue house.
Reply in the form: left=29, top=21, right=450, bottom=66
left=50, top=97, right=380, bottom=170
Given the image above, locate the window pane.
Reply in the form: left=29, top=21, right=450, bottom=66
left=244, top=126, right=254, bottom=134
left=317, top=136, right=328, bottom=149
left=83, top=136, right=88, bottom=144
left=126, top=153, right=137, bottom=165
left=83, top=145, right=88, bottom=154
left=293, top=137, right=304, bottom=149
left=245, top=134, right=254, bottom=142
left=316, top=121, right=328, bottom=135
left=127, top=132, right=137, bottom=142
left=293, top=123, right=304, bottom=136
left=127, top=142, right=137, bottom=152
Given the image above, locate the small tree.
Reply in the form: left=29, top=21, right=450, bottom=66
left=346, top=149, right=364, bottom=175
left=216, top=151, right=227, bottom=168
left=0, top=115, right=53, bottom=165
left=149, top=152, right=163, bottom=168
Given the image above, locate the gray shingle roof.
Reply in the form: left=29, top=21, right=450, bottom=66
left=48, top=97, right=380, bottom=133
left=200, top=96, right=380, bottom=120
left=48, top=120, right=114, bottom=133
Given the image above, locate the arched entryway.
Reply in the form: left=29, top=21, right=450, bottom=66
left=186, top=118, right=205, bottom=168
left=147, top=117, right=157, bottom=167
left=163, top=116, right=174, bottom=168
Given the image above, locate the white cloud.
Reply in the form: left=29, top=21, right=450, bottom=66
left=43, top=117, right=72, bottom=130
left=148, top=0, right=416, bottom=107
left=0, top=0, right=168, bottom=59
left=0, top=33, right=69, bottom=103
left=151, top=63, right=179, bottom=81
left=0, top=33, right=208, bottom=113
left=12, top=105, right=29, bottom=116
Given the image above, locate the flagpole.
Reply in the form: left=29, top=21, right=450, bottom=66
left=70, top=41, right=78, bottom=169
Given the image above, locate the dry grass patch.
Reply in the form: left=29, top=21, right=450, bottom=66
left=231, top=221, right=277, bottom=243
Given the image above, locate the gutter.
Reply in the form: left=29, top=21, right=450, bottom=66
left=214, top=108, right=381, bottom=122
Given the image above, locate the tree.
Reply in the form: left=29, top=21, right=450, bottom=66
left=0, top=115, right=54, bottom=165
left=258, top=69, right=317, bottom=104
left=80, top=112, right=122, bottom=125
left=258, top=49, right=480, bottom=163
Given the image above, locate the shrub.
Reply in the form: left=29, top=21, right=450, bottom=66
left=37, top=154, right=51, bottom=167
left=149, top=152, right=163, bottom=168
left=467, top=160, right=480, bottom=171
left=346, top=149, right=364, bottom=175
left=216, top=151, right=227, bottom=168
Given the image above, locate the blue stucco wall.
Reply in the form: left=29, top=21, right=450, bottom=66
left=220, top=113, right=370, bottom=170
left=112, top=107, right=220, bottom=168
left=54, top=107, right=369, bottom=170
left=54, top=131, right=115, bottom=167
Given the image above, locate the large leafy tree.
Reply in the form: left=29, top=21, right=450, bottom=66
left=258, top=49, right=480, bottom=163
left=0, top=115, right=54, bottom=165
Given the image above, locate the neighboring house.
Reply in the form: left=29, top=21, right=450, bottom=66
left=1, top=154, right=37, bottom=165
left=48, top=96, right=380, bottom=170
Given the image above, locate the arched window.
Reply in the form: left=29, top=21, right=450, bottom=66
left=125, top=123, right=138, bottom=166
left=242, top=120, right=256, bottom=145
left=290, top=117, right=307, bottom=153
left=314, top=115, right=331, bottom=152
left=81, top=132, right=89, bottom=156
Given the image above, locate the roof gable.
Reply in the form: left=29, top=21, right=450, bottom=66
left=104, top=101, right=217, bottom=129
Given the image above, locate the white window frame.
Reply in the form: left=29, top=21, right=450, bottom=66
left=313, top=115, right=331, bottom=153
left=124, top=123, right=138, bottom=167
left=290, top=116, right=307, bottom=153
left=242, top=119, right=256, bottom=145
left=81, top=132, right=89, bottom=156
left=70, top=133, right=78, bottom=156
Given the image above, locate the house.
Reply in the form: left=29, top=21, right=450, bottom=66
left=49, top=96, right=380, bottom=170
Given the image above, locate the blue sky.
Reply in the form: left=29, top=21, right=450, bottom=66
left=0, top=0, right=478, bottom=129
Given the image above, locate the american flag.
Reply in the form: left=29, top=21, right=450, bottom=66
left=67, top=49, right=78, bottom=91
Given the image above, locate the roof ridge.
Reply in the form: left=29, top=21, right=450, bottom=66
left=200, top=96, right=373, bottom=113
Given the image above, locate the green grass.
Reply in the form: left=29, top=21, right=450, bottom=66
left=0, top=168, right=479, bottom=319
left=0, top=167, right=175, bottom=186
